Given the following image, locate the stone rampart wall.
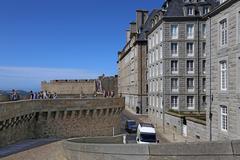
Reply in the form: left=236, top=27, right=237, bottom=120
left=41, top=81, right=96, bottom=95
left=63, top=138, right=240, bottom=160
left=0, top=98, right=124, bottom=147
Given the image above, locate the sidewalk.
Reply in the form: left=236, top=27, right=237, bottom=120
left=123, top=108, right=189, bottom=143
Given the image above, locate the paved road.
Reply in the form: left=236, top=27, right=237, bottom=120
left=121, top=110, right=169, bottom=143
left=0, top=138, right=60, bottom=158
left=120, top=112, right=137, bottom=144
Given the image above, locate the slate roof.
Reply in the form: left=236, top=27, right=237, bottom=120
left=163, top=0, right=220, bottom=17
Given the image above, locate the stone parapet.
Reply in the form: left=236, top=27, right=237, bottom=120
left=0, top=98, right=124, bottom=147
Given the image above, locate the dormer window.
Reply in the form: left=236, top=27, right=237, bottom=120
left=187, top=7, right=194, bottom=16
left=203, top=6, right=209, bottom=15
left=220, top=0, right=227, bottom=4
left=151, top=20, right=155, bottom=28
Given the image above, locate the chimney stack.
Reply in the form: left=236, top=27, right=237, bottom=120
left=136, top=10, right=149, bottom=33
left=126, top=30, right=130, bottom=43
left=130, top=22, right=137, bottom=36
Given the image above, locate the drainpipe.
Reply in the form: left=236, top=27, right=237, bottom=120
left=140, top=43, right=143, bottom=114
left=197, top=18, right=201, bottom=114
left=209, top=16, right=213, bottom=142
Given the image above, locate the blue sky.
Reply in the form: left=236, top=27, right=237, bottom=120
left=0, top=0, right=163, bottom=91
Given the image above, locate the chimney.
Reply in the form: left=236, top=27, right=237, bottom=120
left=126, top=30, right=130, bottom=43
left=136, top=10, right=149, bottom=32
left=130, top=22, right=137, bottom=35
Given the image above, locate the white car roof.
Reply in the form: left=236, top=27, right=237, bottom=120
left=138, top=123, right=156, bottom=134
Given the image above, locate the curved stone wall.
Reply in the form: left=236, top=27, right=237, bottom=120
left=63, top=138, right=240, bottom=160
left=0, top=98, right=124, bottom=147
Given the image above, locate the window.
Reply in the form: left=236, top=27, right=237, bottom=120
left=202, top=24, right=206, bottom=38
left=220, top=19, right=228, bottom=47
left=202, top=96, right=206, bottom=106
left=203, top=78, right=206, bottom=91
left=159, top=62, right=163, bottom=75
left=171, top=60, right=178, bottom=74
left=202, top=60, right=206, bottom=74
left=171, top=25, right=178, bottom=39
left=187, top=42, right=194, bottom=56
left=160, top=97, right=163, bottom=109
left=187, top=60, right=194, bottom=74
left=160, top=78, right=163, bottom=92
left=187, top=24, right=194, bottom=39
left=203, top=7, right=209, bottom=15
left=220, top=61, right=227, bottom=91
left=238, top=12, right=240, bottom=43
left=159, top=46, right=163, bottom=59
left=171, top=78, right=179, bottom=92
left=187, top=78, right=194, bottom=92
left=187, top=96, right=195, bottom=109
left=187, top=7, right=194, bottom=16
left=159, top=28, right=163, bottom=42
left=220, top=0, right=227, bottom=4
left=171, top=96, right=178, bottom=109
left=155, top=32, right=159, bottom=45
left=220, top=105, right=228, bottom=131
left=148, top=38, right=151, bottom=50
left=171, top=43, right=178, bottom=57
left=156, top=49, right=159, bottom=61
left=202, top=42, right=206, bottom=57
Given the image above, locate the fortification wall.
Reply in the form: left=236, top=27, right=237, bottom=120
left=1, top=136, right=240, bottom=160
left=99, top=76, right=118, bottom=96
left=63, top=138, right=240, bottom=160
left=41, top=80, right=96, bottom=95
left=0, top=98, right=124, bottom=147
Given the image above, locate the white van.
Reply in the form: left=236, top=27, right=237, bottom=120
left=136, top=123, right=157, bottom=144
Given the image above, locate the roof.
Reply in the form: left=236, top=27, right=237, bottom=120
left=163, top=0, right=219, bottom=17
left=137, top=9, right=161, bottom=41
left=138, top=123, right=156, bottom=134
left=204, top=0, right=238, bottom=18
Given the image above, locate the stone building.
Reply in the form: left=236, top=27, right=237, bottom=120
left=147, top=0, right=219, bottom=140
left=206, top=0, right=240, bottom=141
left=118, top=10, right=157, bottom=114
left=41, top=75, right=118, bottom=98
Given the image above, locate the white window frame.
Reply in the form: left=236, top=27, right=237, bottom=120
left=187, top=24, right=194, bottom=39
left=187, top=60, right=194, bottom=74
left=171, top=78, right=179, bottom=92
left=203, top=7, right=209, bottom=15
left=171, top=43, right=178, bottom=57
left=220, top=61, right=227, bottom=91
left=187, top=42, right=194, bottom=57
left=220, top=105, right=228, bottom=132
left=238, top=12, right=240, bottom=43
left=187, top=96, right=195, bottom=110
left=171, top=60, right=178, bottom=74
left=202, top=42, right=206, bottom=57
left=202, top=24, right=206, bottom=39
left=159, top=28, right=163, bottom=42
left=159, top=62, right=163, bottom=75
left=171, top=96, right=179, bottom=109
left=187, top=7, right=194, bottom=16
left=203, top=78, right=206, bottom=92
left=220, top=0, right=227, bottom=4
left=187, top=78, right=194, bottom=92
left=171, top=24, right=178, bottom=39
left=202, top=60, right=206, bottom=74
left=219, top=19, right=228, bottom=47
